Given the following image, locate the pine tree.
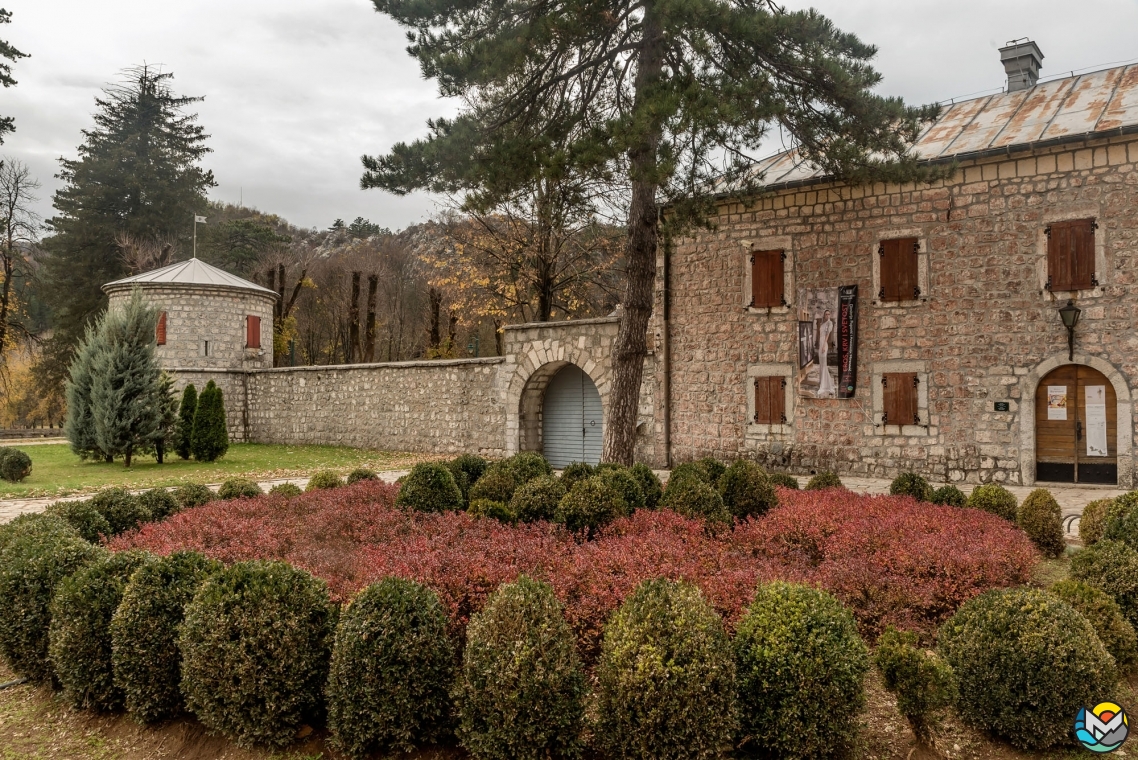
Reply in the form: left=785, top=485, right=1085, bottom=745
left=0, top=9, right=29, bottom=144
left=38, top=65, right=215, bottom=392
left=64, top=321, right=109, bottom=461
left=176, top=383, right=197, bottom=460
left=190, top=380, right=228, bottom=462
left=89, top=289, right=163, bottom=467
left=364, top=0, right=943, bottom=463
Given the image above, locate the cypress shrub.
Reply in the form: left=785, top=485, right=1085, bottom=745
left=176, top=383, right=197, bottom=460
left=327, top=578, right=455, bottom=759
left=1070, top=539, right=1138, bottom=627
left=628, top=463, right=662, bottom=508
left=595, top=578, right=737, bottom=760
left=48, top=550, right=153, bottom=710
left=269, top=482, right=303, bottom=498
left=805, top=470, right=843, bottom=490
left=396, top=462, right=464, bottom=512
left=455, top=575, right=585, bottom=760
left=468, top=498, right=517, bottom=524
left=217, top=478, right=263, bottom=500
left=558, top=462, right=594, bottom=494
left=190, top=379, right=229, bottom=462
left=0, top=448, right=32, bottom=482
left=874, top=627, right=956, bottom=747
left=509, top=475, right=566, bottom=523
left=174, top=483, right=214, bottom=509
left=0, top=515, right=105, bottom=681
left=889, top=472, right=933, bottom=502
left=449, top=453, right=488, bottom=505
left=1050, top=579, right=1138, bottom=673
left=138, top=488, right=179, bottom=521
left=306, top=469, right=344, bottom=491
left=767, top=471, right=800, bottom=490
left=965, top=482, right=1017, bottom=521
left=555, top=476, right=629, bottom=537
left=718, top=459, right=777, bottom=519
left=695, top=456, right=727, bottom=486
left=931, top=484, right=966, bottom=507
left=345, top=467, right=378, bottom=485
left=89, top=487, right=151, bottom=535
left=734, top=582, right=868, bottom=758
left=469, top=462, right=519, bottom=504
left=598, top=467, right=645, bottom=511
left=660, top=477, right=730, bottom=525
left=504, top=451, right=553, bottom=485
left=1080, top=498, right=1115, bottom=546
left=1017, top=488, right=1066, bottom=557
left=180, top=560, right=335, bottom=748
left=64, top=319, right=109, bottom=460
left=111, top=550, right=223, bottom=723
left=45, top=499, right=112, bottom=543
left=939, top=588, right=1115, bottom=750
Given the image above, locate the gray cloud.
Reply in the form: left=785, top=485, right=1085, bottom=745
left=4, top=0, right=1137, bottom=232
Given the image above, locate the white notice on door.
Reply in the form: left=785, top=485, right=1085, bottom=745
left=1086, top=385, right=1109, bottom=457
left=1047, top=386, right=1068, bottom=420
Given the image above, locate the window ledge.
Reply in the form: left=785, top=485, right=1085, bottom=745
left=872, top=298, right=929, bottom=307
left=746, top=305, right=791, bottom=316
left=875, top=424, right=934, bottom=437
left=1044, top=286, right=1104, bottom=299
left=747, top=423, right=792, bottom=436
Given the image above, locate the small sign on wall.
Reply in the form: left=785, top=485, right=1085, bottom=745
left=994, top=401, right=1009, bottom=412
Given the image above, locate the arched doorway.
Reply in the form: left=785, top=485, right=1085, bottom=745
left=1035, top=364, right=1118, bottom=484
left=542, top=364, right=603, bottom=467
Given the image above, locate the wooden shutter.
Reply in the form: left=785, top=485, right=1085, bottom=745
left=750, top=250, right=785, bottom=308
left=246, top=315, right=261, bottom=349
left=879, top=238, right=919, bottom=302
left=754, top=376, right=787, bottom=425
left=155, top=311, right=166, bottom=345
left=883, top=372, right=919, bottom=426
left=1047, top=219, right=1096, bottom=291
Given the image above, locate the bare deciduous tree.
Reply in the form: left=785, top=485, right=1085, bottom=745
left=0, top=158, right=39, bottom=359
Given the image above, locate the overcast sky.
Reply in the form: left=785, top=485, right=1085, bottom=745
left=4, top=0, right=1138, bottom=233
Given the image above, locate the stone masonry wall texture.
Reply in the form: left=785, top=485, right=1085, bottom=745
left=661, top=136, right=1138, bottom=487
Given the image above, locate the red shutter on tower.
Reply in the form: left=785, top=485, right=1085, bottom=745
left=883, top=373, right=919, bottom=426
left=880, top=238, right=919, bottom=302
left=750, top=250, right=785, bottom=308
left=1047, top=218, right=1096, bottom=291
left=754, top=377, right=787, bottom=425
left=156, top=312, right=167, bottom=345
left=246, top=315, right=261, bottom=349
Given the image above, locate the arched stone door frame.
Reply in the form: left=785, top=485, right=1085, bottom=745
left=505, top=347, right=611, bottom=456
left=1019, top=352, right=1133, bottom=488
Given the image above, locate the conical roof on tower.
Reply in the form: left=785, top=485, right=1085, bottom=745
left=102, top=258, right=278, bottom=298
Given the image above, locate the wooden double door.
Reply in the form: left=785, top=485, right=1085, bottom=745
left=1035, top=365, right=1118, bottom=484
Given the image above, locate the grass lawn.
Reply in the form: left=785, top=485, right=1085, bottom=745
left=0, top=443, right=431, bottom=499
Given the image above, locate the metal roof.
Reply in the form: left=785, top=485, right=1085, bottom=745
left=743, top=63, right=1138, bottom=192
left=102, top=258, right=278, bottom=297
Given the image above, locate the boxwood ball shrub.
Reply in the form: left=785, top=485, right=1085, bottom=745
left=180, top=560, right=335, bottom=748
left=1080, top=498, right=1115, bottom=546
left=595, top=578, right=737, bottom=760
left=734, top=582, right=868, bottom=758
left=931, top=484, right=967, bottom=507
left=509, top=475, right=566, bottom=523
left=269, top=482, right=303, bottom=498
left=468, top=498, right=517, bottom=524
left=455, top=575, right=585, bottom=760
left=598, top=467, right=645, bottom=511
left=805, top=470, right=843, bottom=490
left=345, top=467, right=378, bottom=485
left=660, top=477, right=730, bottom=525
left=1103, top=498, right=1138, bottom=551
left=505, top=451, right=554, bottom=485
left=874, top=626, right=956, bottom=746
left=966, top=482, right=1017, bottom=522
left=665, top=461, right=710, bottom=492
left=45, top=499, right=112, bottom=543
left=767, top=471, right=800, bottom=490
left=327, top=578, right=455, bottom=759
left=695, top=456, right=727, bottom=486
left=555, top=476, right=629, bottom=537
left=218, top=478, right=263, bottom=500
left=718, top=459, right=777, bottom=519
left=306, top=469, right=344, bottom=491
left=138, top=488, right=179, bottom=521
left=889, top=472, right=933, bottom=502
left=90, top=487, right=151, bottom=535
left=1017, top=488, right=1066, bottom=557
left=469, top=462, right=518, bottom=504
left=396, top=462, right=464, bottom=512
left=448, top=454, right=489, bottom=505
left=48, top=550, right=153, bottom=710
left=628, top=463, right=662, bottom=508
left=1050, top=579, right=1138, bottom=673
left=1070, top=539, right=1138, bottom=627
left=111, top=550, right=223, bottom=723
left=0, top=447, right=32, bottom=482
left=558, top=462, right=594, bottom=495
left=174, top=483, right=214, bottom=509
left=938, top=588, right=1115, bottom=750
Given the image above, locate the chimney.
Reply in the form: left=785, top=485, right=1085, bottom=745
left=1000, top=39, right=1044, bottom=92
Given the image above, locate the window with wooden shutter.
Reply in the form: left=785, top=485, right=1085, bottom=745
left=750, top=250, right=785, bottom=308
left=879, top=238, right=920, bottom=302
left=155, top=311, right=167, bottom=345
left=1046, top=219, right=1097, bottom=291
left=246, top=315, right=261, bottom=349
left=882, top=373, right=919, bottom=426
left=753, top=376, right=787, bottom=425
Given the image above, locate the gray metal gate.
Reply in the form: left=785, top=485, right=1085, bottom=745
left=542, top=364, right=603, bottom=467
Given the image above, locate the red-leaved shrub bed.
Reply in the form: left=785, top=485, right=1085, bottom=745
left=111, top=481, right=1035, bottom=650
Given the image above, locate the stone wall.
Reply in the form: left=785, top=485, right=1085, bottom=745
left=661, top=135, right=1138, bottom=487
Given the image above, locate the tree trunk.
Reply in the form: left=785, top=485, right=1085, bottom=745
left=602, top=3, right=665, bottom=466
left=348, top=271, right=362, bottom=362
left=427, top=287, right=442, bottom=349
left=124, top=447, right=132, bottom=468
left=364, top=274, right=378, bottom=362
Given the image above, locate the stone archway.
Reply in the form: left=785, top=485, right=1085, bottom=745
left=1019, top=352, right=1133, bottom=488
left=511, top=360, right=608, bottom=456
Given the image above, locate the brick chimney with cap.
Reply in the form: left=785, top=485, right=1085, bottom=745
left=999, top=39, right=1044, bottom=92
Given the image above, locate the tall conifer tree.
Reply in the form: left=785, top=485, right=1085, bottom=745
left=176, top=383, right=197, bottom=460
left=190, top=380, right=228, bottom=462
left=363, top=0, right=942, bottom=463
left=64, top=321, right=109, bottom=461
left=0, top=9, right=29, bottom=143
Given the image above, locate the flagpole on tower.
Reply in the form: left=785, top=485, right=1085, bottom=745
left=193, top=214, right=207, bottom=258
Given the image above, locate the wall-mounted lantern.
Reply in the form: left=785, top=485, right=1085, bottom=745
left=1058, top=299, right=1081, bottom=361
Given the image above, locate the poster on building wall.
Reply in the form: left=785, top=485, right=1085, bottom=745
left=797, top=287, right=840, bottom=399
left=1047, top=386, right=1068, bottom=420
left=837, top=285, right=859, bottom=399
left=1085, top=385, right=1109, bottom=457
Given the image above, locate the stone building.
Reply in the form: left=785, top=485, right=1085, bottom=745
left=656, top=46, right=1138, bottom=487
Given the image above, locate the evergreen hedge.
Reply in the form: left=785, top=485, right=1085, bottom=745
left=767, top=471, right=800, bottom=490
left=90, top=486, right=151, bottom=534
left=1050, top=579, right=1138, bottom=674
left=931, top=484, right=966, bottom=507
left=555, top=476, right=629, bottom=537
left=190, top=380, right=229, bottom=462
left=695, top=457, right=727, bottom=486
left=345, top=467, right=378, bottom=485
left=504, top=451, right=553, bottom=485
left=1080, top=498, right=1115, bottom=546
left=0, top=448, right=31, bottom=482
left=598, top=466, right=645, bottom=511
left=218, top=478, right=263, bottom=500
left=269, top=482, right=303, bottom=498
left=874, top=626, right=956, bottom=746
left=174, top=483, right=215, bottom=509
left=509, top=475, right=566, bottom=523
left=966, top=482, right=1017, bottom=521
left=138, top=488, right=179, bottom=521
left=558, top=462, right=594, bottom=495
left=1016, top=488, right=1065, bottom=557
left=889, top=472, right=933, bottom=502
left=718, top=459, right=777, bottom=519
left=176, top=383, right=197, bottom=460
left=1070, top=539, right=1138, bottom=628
left=449, top=453, right=488, bottom=505
left=660, top=477, right=730, bottom=525
left=468, top=498, right=516, bottom=524
left=628, top=463, right=663, bottom=508
left=306, top=470, right=344, bottom=491
left=805, top=470, right=843, bottom=490
left=468, top=462, right=518, bottom=504
left=44, top=499, right=112, bottom=543
left=396, top=462, right=464, bottom=512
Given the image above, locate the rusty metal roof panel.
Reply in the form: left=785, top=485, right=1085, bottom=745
left=942, top=89, right=1031, bottom=154
left=911, top=96, right=993, bottom=159
left=1096, top=64, right=1138, bottom=131
left=990, top=77, right=1076, bottom=147
left=1041, top=67, right=1124, bottom=138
